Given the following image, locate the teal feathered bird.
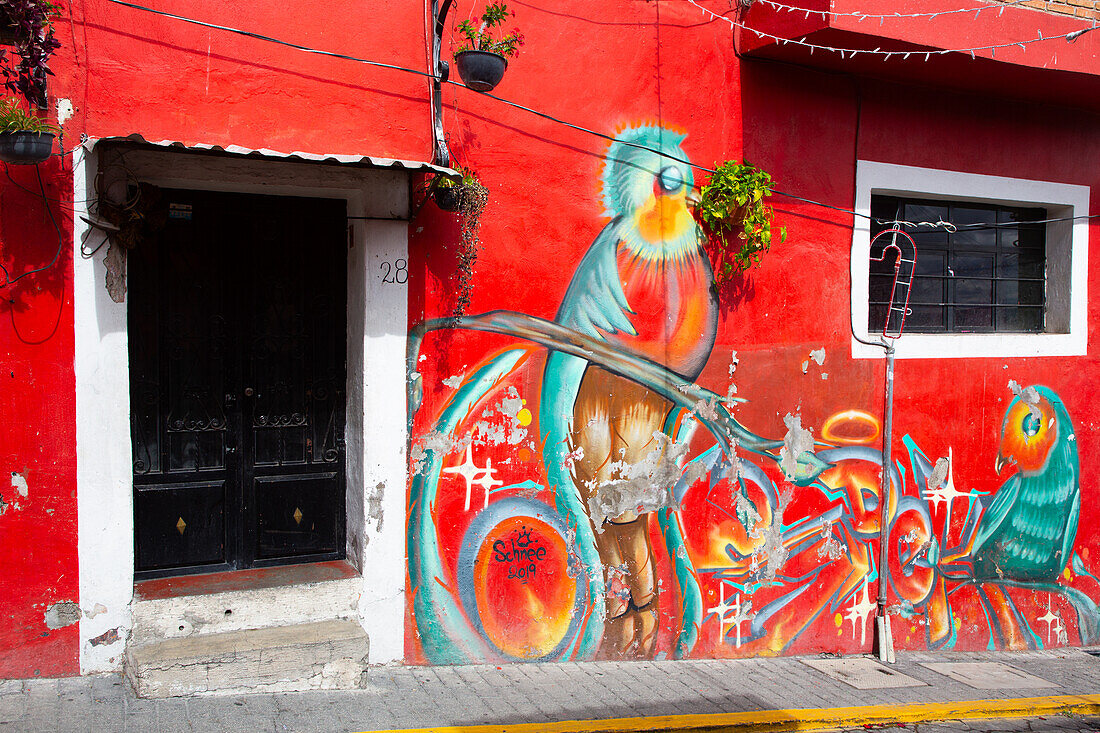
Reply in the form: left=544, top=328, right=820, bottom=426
left=541, top=124, right=717, bottom=658
left=971, top=385, right=1080, bottom=582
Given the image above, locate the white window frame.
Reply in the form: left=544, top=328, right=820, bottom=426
left=851, top=161, right=1090, bottom=359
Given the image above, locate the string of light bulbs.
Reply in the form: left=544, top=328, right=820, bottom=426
left=753, top=0, right=1041, bottom=21
left=685, top=0, right=1092, bottom=58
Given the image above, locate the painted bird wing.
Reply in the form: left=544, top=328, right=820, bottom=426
left=1059, top=475, right=1081, bottom=573
left=971, top=472, right=1022, bottom=560
left=554, top=219, right=636, bottom=339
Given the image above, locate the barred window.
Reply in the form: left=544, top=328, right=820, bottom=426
left=868, top=196, right=1046, bottom=334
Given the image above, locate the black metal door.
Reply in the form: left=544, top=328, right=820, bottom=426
left=129, top=189, right=347, bottom=578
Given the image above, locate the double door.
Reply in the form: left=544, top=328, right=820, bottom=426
left=128, top=189, right=348, bottom=578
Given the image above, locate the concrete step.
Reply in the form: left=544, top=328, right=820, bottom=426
left=130, top=573, right=362, bottom=646
left=125, top=619, right=370, bottom=698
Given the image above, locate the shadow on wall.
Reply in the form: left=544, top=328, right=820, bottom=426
left=2, top=158, right=69, bottom=344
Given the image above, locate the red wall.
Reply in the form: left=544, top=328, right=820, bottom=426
left=0, top=157, right=78, bottom=677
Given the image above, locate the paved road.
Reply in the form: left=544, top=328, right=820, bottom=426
left=1, top=649, right=1098, bottom=732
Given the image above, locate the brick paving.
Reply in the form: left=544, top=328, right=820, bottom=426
left=0, top=649, right=1097, bottom=732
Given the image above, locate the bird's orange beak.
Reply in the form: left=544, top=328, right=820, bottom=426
left=686, top=189, right=701, bottom=207
left=994, top=452, right=1010, bottom=475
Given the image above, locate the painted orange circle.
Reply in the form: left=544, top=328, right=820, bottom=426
left=472, top=516, right=576, bottom=659
left=821, top=409, right=881, bottom=445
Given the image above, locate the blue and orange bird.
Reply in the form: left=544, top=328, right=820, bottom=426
left=540, top=125, right=718, bottom=659
left=971, top=385, right=1080, bottom=582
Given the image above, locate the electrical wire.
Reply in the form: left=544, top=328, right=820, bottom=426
left=1, top=166, right=65, bottom=288
left=4, top=166, right=94, bottom=210
left=104, top=0, right=436, bottom=79
left=95, top=0, right=1100, bottom=234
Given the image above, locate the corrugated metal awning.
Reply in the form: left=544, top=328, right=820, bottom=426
left=86, top=133, right=460, bottom=180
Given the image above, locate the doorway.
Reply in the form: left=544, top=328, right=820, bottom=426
left=128, top=189, right=348, bottom=578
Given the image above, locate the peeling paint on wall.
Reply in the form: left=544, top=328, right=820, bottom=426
left=44, top=602, right=81, bottom=630
left=10, top=472, right=28, bottom=498
left=1008, top=379, right=1042, bottom=420
left=83, top=603, right=108, bottom=619
left=55, top=98, right=74, bottom=125
left=779, top=413, right=814, bottom=480
left=88, top=628, right=120, bottom=647
left=928, top=456, right=950, bottom=490
left=410, top=430, right=473, bottom=475
left=586, top=432, right=687, bottom=529
left=367, top=482, right=385, bottom=533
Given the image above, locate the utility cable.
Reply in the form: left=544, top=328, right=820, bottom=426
left=103, top=0, right=436, bottom=79
left=97, top=0, right=1100, bottom=233
left=1, top=166, right=65, bottom=288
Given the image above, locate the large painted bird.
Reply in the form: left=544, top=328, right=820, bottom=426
left=540, top=125, right=718, bottom=659
left=971, top=385, right=1080, bottom=582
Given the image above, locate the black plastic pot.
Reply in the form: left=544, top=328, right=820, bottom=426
left=453, top=50, right=508, bottom=92
left=0, top=131, right=54, bottom=165
left=433, top=185, right=462, bottom=212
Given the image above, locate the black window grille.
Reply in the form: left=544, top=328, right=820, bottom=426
left=868, top=196, right=1047, bottom=334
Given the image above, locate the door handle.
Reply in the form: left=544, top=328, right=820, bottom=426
left=225, top=445, right=238, bottom=455
left=244, top=387, right=255, bottom=397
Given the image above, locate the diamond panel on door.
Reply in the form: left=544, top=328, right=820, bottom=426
left=255, top=473, right=340, bottom=559
left=134, top=481, right=227, bottom=570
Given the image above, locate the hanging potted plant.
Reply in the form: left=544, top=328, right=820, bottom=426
left=0, top=96, right=56, bottom=164
left=454, top=2, right=523, bottom=92
left=432, top=165, right=483, bottom=212
left=427, top=166, right=488, bottom=314
left=693, top=160, right=786, bottom=286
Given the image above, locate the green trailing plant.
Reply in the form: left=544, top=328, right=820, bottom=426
left=456, top=2, right=524, bottom=57
left=0, top=95, right=57, bottom=132
left=432, top=166, right=488, bottom=316
left=694, top=160, right=785, bottom=284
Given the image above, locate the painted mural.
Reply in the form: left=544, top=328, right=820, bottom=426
left=406, top=124, right=1099, bottom=664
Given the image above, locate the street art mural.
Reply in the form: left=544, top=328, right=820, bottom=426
left=406, top=124, right=1099, bottom=664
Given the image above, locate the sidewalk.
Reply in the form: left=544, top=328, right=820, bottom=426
left=1, top=649, right=1098, bottom=733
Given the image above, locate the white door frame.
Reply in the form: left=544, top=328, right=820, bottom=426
left=73, top=143, right=410, bottom=672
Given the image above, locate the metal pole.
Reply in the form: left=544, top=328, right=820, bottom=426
left=430, top=0, right=454, bottom=167
left=876, top=342, right=896, bottom=663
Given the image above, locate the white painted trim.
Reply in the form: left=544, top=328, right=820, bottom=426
left=851, top=161, right=1090, bottom=360
left=75, top=144, right=410, bottom=671
left=75, top=146, right=134, bottom=673
left=354, top=219, right=409, bottom=665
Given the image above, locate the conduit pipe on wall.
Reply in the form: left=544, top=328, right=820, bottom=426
left=860, top=228, right=918, bottom=663
left=430, top=0, right=455, bottom=166
left=876, top=342, right=896, bottom=665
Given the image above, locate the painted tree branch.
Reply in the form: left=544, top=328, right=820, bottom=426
left=408, top=309, right=793, bottom=463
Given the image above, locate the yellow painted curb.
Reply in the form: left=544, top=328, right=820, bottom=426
left=368, top=693, right=1100, bottom=733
